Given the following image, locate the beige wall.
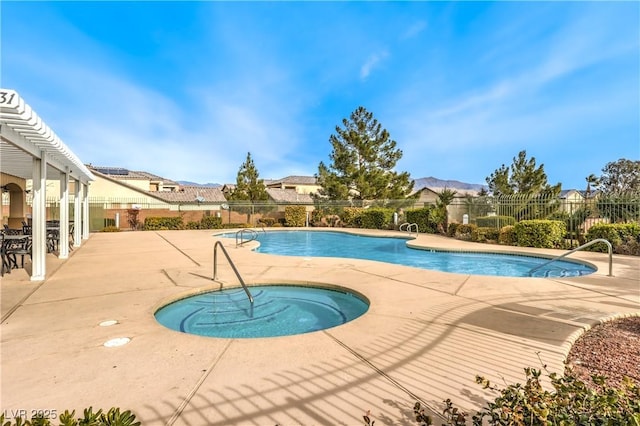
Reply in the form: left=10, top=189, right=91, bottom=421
left=1, top=173, right=28, bottom=228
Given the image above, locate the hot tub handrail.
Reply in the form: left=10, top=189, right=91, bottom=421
left=213, top=241, right=254, bottom=304
left=527, top=238, right=613, bottom=277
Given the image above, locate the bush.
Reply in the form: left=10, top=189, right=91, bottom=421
left=102, top=226, right=121, bottom=232
left=200, top=216, right=222, bottom=229
left=475, top=215, right=516, bottom=228
left=585, top=223, right=640, bottom=254
left=340, top=207, right=364, bottom=228
left=454, top=224, right=477, bottom=241
left=0, top=407, right=140, bottom=426
left=472, top=227, right=500, bottom=243
left=143, top=216, right=184, bottom=230
left=447, top=223, right=459, bottom=237
left=514, top=220, right=566, bottom=248
left=360, top=208, right=394, bottom=230
left=284, top=205, right=307, bottom=227
left=185, top=221, right=200, bottom=229
left=440, top=368, right=639, bottom=426
left=405, top=206, right=439, bottom=233
left=498, top=225, right=516, bottom=245
left=257, top=217, right=277, bottom=227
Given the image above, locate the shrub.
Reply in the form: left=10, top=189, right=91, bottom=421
left=498, top=225, right=516, bottom=245
left=340, top=207, right=364, bottom=228
left=585, top=223, right=640, bottom=254
left=200, top=215, right=222, bottom=229
left=143, top=216, right=184, bottom=230
left=475, top=215, right=516, bottom=228
left=472, top=227, right=500, bottom=243
left=379, top=368, right=640, bottom=426
left=257, top=217, right=277, bottom=227
left=447, top=223, right=459, bottom=237
left=405, top=206, right=439, bottom=233
left=284, top=205, right=307, bottom=227
left=360, top=208, right=394, bottom=230
left=185, top=221, right=200, bottom=229
left=102, top=226, right=121, bottom=232
left=0, top=407, right=140, bottom=426
left=514, top=220, right=566, bottom=248
left=454, top=224, right=477, bottom=241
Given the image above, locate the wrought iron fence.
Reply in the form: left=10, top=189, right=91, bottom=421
left=25, top=193, right=640, bottom=232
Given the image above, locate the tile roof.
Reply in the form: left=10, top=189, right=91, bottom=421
left=267, top=175, right=318, bottom=185
left=152, top=186, right=227, bottom=203
left=266, top=188, right=313, bottom=203
left=87, top=165, right=178, bottom=185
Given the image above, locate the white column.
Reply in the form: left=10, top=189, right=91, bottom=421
left=30, top=154, right=47, bottom=281
left=73, top=179, right=81, bottom=248
left=82, top=183, right=89, bottom=240
left=58, top=169, right=70, bottom=259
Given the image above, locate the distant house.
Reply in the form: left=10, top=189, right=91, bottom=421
left=222, top=175, right=320, bottom=199
left=412, top=185, right=480, bottom=205
left=559, top=189, right=587, bottom=213
left=265, top=175, right=320, bottom=195
left=266, top=188, right=314, bottom=205
left=86, top=165, right=228, bottom=230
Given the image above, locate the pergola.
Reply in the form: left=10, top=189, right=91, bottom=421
left=0, top=89, right=94, bottom=280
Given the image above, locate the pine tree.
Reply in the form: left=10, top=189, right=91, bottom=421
left=486, top=150, right=561, bottom=196
left=316, top=106, right=413, bottom=203
left=228, top=152, right=269, bottom=222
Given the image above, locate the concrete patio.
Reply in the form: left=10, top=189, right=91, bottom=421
left=1, top=229, right=639, bottom=425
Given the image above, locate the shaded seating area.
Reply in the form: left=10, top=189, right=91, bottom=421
left=1, top=88, right=94, bottom=281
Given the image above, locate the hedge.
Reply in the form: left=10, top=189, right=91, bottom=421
left=498, top=225, right=516, bottom=245
left=143, top=216, right=184, bottom=230
left=405, top=206, right=439, bottom=233
left=340, top=207, right=364, bottom=227
left=284, top=205, right=307, bottom=227
left=472, top=227, right=500, bottom=243
left=585, top=223, right=640, bottom=253
left=360, top=208, right=394, bottom=230
left=514, top=220, right=566, bottom=248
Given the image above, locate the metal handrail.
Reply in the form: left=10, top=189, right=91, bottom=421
left=528, top=238, right=613, bottom=277
left=399, top=222, right=418, bottom=236
left=236, top=228, right=258, bottom=247
left=213, top=241, right=254, bottom=304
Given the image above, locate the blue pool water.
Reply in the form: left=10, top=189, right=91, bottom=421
left=224, top=230, right=595, bottom=278
left=155, top=285, right=369, bottom=338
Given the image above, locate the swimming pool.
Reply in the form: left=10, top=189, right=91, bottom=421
left=221, top=230, right=595, bottom=278
left=155, top=285, right=369, bottom=338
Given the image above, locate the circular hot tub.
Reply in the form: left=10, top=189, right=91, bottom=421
left=155, top=285, right=369, bottom=338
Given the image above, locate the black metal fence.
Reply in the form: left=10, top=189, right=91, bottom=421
left=35, top=193, right=640, bottom=232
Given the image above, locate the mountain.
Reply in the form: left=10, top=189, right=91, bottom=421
left=177, top=181, right=222, bottom=188
left=412, top=176, right=486, bottom=192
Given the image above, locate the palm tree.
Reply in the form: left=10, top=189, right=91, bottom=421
left=585, top=174, right=598, bottom=199
left=436, top=187, right=457, bottom=234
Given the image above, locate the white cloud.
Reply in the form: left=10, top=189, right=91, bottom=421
left=360, top=51, right=389, bottom=80
left=401, top=20, right=427, bottom=40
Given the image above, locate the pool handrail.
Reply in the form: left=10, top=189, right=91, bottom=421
left=213, top=241, right=254, bottom=304
left=527, top=238, right=613, bottom=277
left=399, top=222, right=418, bottom=236
left=236, top=228, right=258, bottom=247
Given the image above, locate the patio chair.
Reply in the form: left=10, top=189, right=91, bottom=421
left=4, top=234, right=31, bottom=270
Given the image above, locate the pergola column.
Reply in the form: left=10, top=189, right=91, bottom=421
left=58, top=168, right=70, bottom=259
left=73, top=178, right=81, bottom=248
left=30, top=153, right=47, bottom=281
left=82, top=182, right=89, bottom=240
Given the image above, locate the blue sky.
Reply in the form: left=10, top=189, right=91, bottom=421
left=2, top=1, right=639, bottom=189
